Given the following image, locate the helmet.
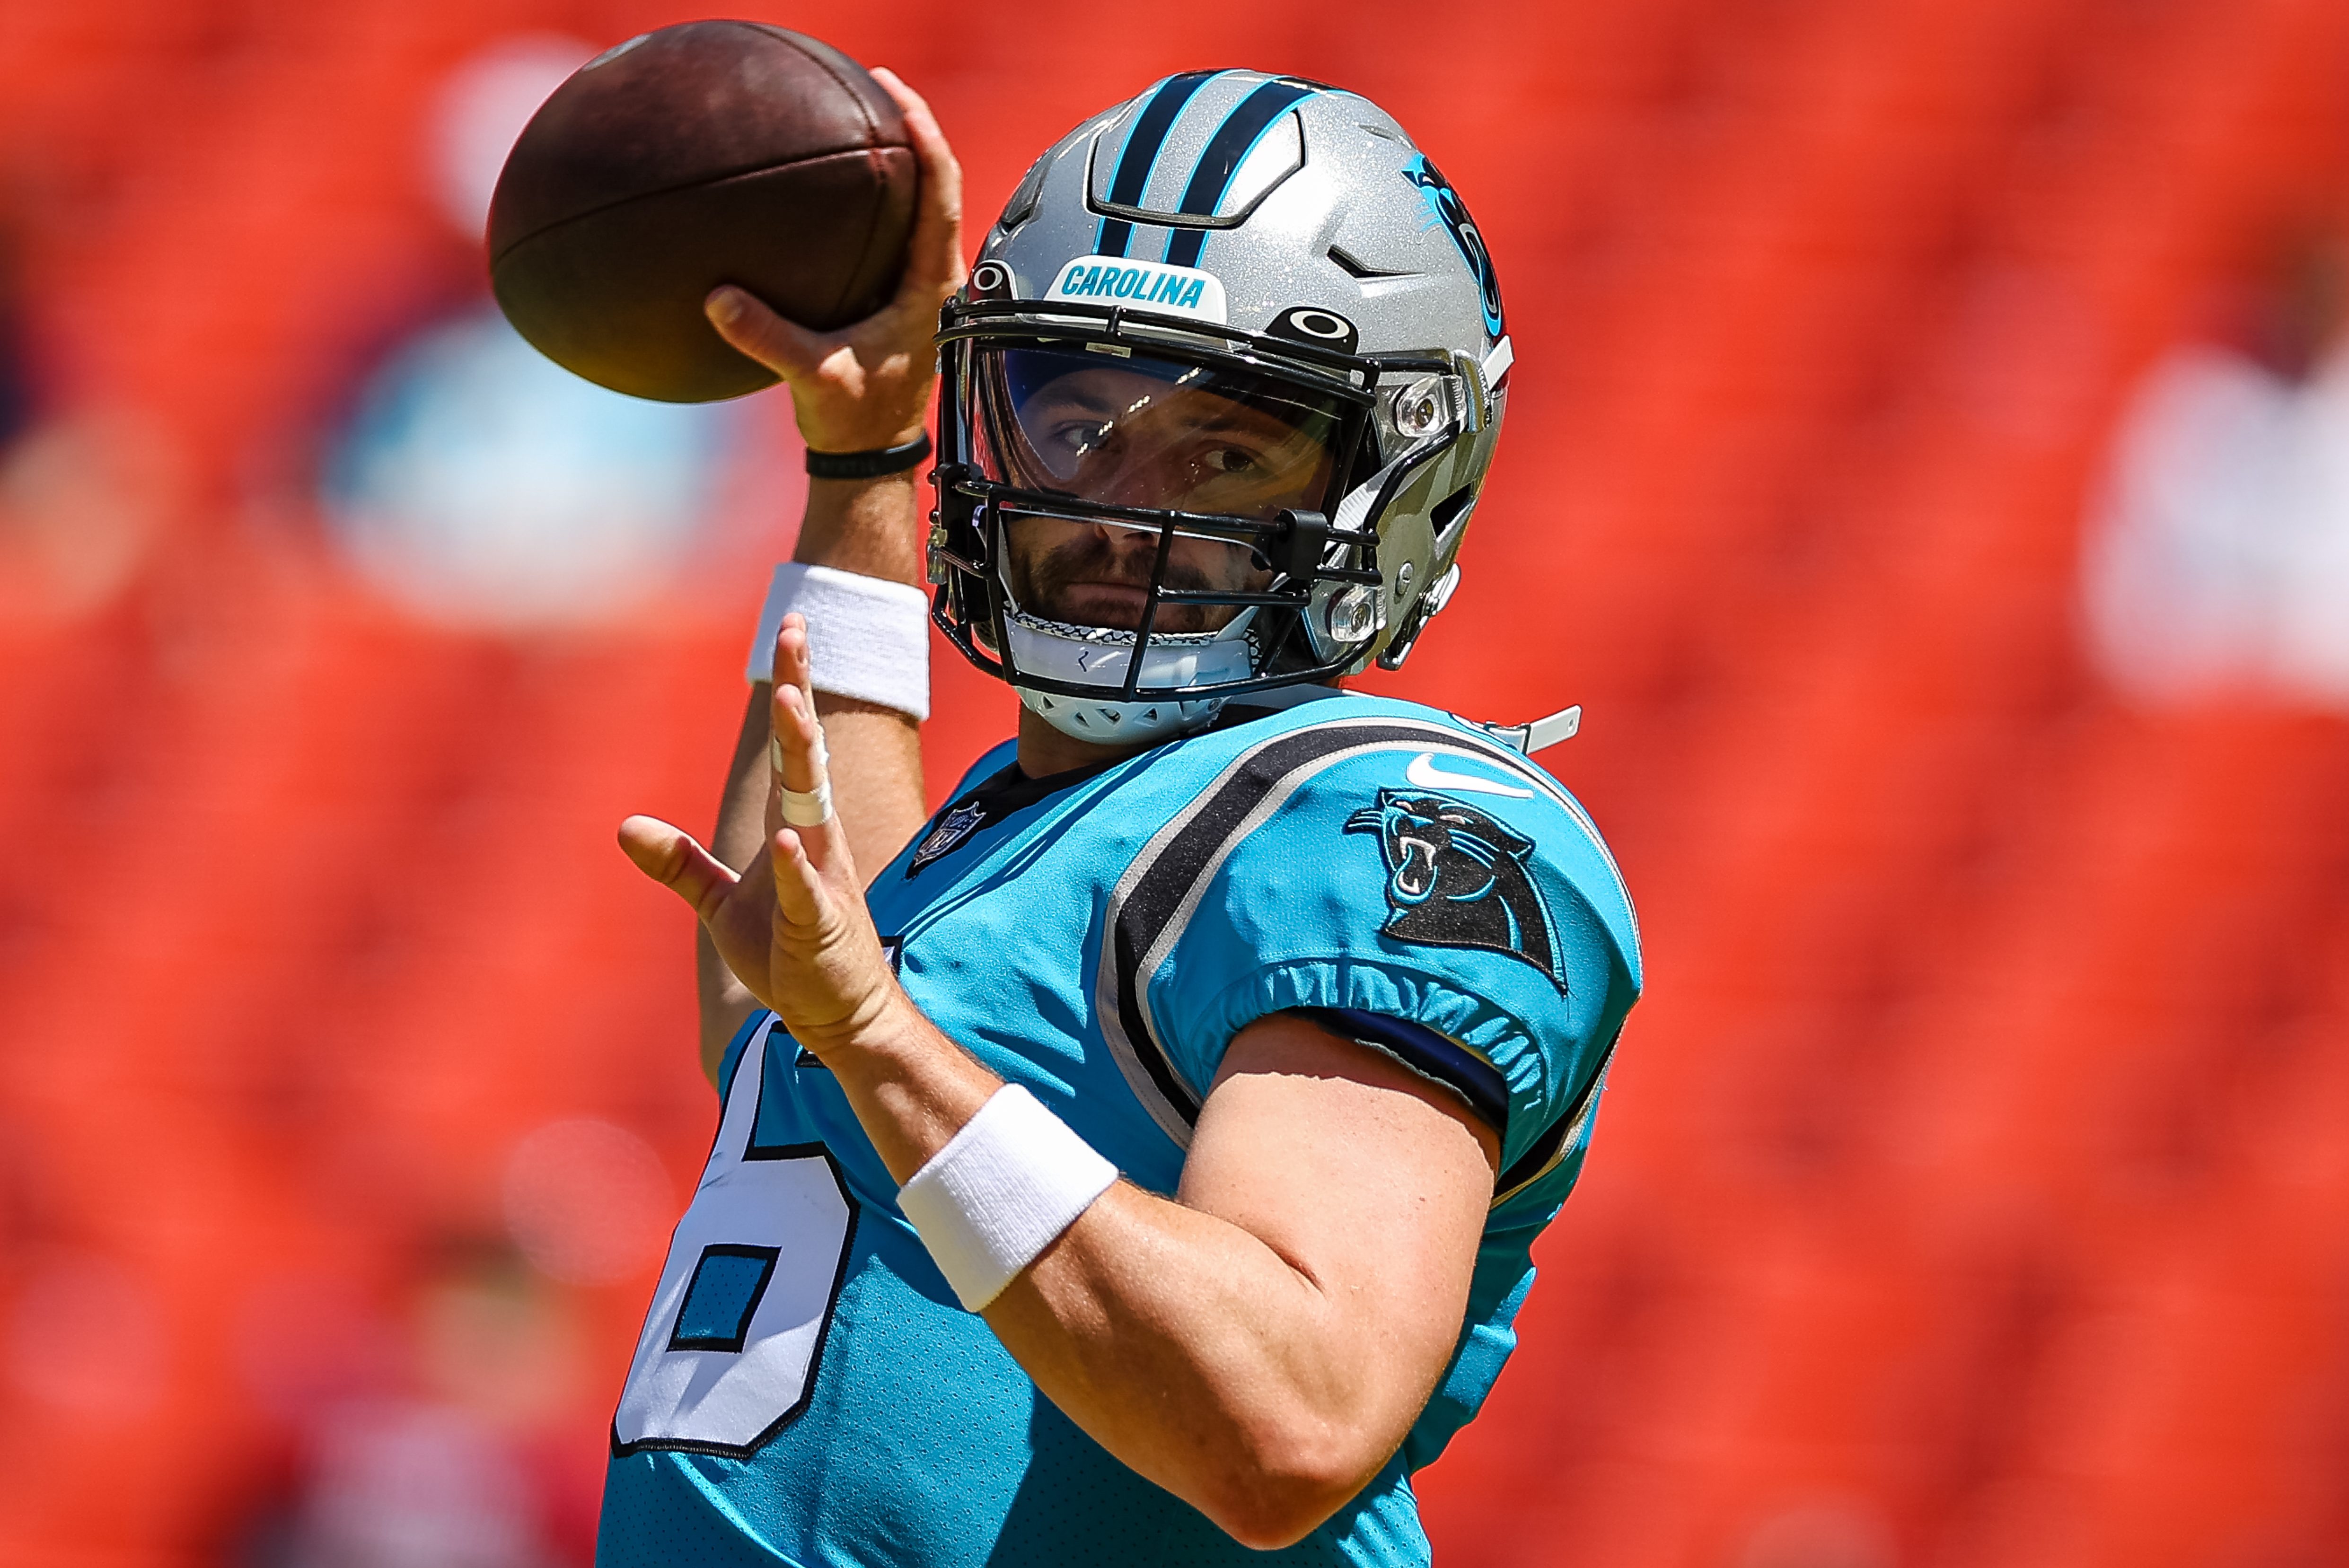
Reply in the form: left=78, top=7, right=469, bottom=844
left=927, top=69, right=1513, bottom=744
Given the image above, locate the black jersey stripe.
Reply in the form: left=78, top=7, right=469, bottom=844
left=1093, top=69, right=1219, bottom=259
left=1495, top=1041, right=1615, bottom=1201
left=1161, top=79, right=1316, bottom=268
left=1098, top=718, right=1476, bottom=1141
left=1097, top=713, right=1622, bottom=1183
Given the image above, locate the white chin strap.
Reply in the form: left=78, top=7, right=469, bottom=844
left=1005, top=610, right=1255, bottom=744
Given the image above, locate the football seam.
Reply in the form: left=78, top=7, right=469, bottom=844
left=487, top=148, right=913, bottom=267
left=491, top=26, right=903, bottom=265
left=737, top=18, right=901, bottom=323
left=829, top=146, right=897, bottom=324
left=737, top=22, right=888, bottom=154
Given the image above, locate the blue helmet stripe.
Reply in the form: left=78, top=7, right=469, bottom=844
left=1093, top=70, right=1221, bottom=259
left=1161, top=79, right=1317, bottom=268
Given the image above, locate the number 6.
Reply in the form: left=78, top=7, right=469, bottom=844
left=613, top=1024, right=857, bottom=1456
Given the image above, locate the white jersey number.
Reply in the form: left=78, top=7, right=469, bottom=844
left=613, top=1023, right=857, bottom=1456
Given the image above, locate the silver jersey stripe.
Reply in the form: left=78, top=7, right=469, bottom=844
left=1095, top=712, right=1629, bottom=1153
left=1130, top=741, right=1532, bottom=1051
left=1494, top=1061, right=1611, bottom=1207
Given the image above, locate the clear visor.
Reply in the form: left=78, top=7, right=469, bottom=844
left=968, top=344, right=1346, bottom=522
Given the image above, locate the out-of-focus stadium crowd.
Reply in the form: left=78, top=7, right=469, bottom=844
left=0, top=1, right=2345, bottom=1564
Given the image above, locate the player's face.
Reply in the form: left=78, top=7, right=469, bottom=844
left=974, top=350, right=1345, bottom=634
left=1002, top=512, right=1264, bottom=634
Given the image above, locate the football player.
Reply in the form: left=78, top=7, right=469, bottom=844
left=605, top=67, right=1641, bottom=1568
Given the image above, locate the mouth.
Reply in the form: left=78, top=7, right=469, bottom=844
left=1392, top=835, right=1440, bottom=901
left=1056, top=581, right=1149, bottom=626
left=1038, top=579, right=1223, bottom=634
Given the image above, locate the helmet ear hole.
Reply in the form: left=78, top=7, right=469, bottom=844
left=1429, top=485, right=1476, bottom=543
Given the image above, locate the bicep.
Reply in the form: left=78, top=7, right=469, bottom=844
left=699, top=687, right=773, bottom=1083
left=1179, top=1013, right=1499, bottom=1412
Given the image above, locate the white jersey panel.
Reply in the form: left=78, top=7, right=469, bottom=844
left=613, top=1021, right=858, bottom=1455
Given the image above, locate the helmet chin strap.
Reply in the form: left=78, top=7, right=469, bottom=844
left=1003, top=604, right=1258, bottom=745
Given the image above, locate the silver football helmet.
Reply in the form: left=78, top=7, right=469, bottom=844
left=928, top=69, right=1513, bottom=743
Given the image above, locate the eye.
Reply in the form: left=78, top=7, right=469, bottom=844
left=1198, top=445, right=1264, bottom=477
left=1045, top=420, right=1113, bottom=457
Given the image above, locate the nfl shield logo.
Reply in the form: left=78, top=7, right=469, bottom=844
left=909, top=801, right=989, bottom=874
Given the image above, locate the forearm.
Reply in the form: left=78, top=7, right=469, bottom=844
left=699, top=474, right=932, bottom=1073
left=795, top=471, right=925, bottom=584
left=696, top=688, right=774, bottom=1078
left=781, top=471, right=929, bottom=864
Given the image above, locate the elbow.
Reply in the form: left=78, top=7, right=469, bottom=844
left=1190, top=1420, right=1381, bottom=1552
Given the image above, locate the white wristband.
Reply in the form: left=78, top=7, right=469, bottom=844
left=897, top=1085, right=1119, bottom=1312
left=748, top=562, right=933, bottom=719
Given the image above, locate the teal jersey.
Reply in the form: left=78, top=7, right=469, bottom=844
left=598, top=693, right=1642, bottom=1568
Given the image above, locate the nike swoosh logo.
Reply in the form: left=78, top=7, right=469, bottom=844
left=1404, top=752, right=1536, bottom=798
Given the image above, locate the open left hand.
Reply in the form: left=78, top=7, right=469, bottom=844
left=619, top=614, right=905, bottom=1055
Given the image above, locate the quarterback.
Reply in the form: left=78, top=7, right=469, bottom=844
left=605, top=66, right=1640, bottom=1567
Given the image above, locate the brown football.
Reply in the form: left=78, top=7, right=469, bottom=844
left=488, top=20, right=917, bottom=403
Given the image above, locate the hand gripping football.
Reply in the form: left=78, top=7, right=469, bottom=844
left=488, top=20, right=918, bottom=402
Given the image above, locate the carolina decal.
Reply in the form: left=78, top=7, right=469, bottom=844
left=1045, top=257, right=1229, bottom=322
left=1346, top=790, right=1564, bottom=990
left=1403, top=155, right=1504, bottom=341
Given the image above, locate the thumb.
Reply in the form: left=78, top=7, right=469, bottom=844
left=706, top=286, right=832, bottom=382
left=618, top=815, right=740, bottom=923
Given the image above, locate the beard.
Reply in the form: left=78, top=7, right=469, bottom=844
left=1013, top=526, right=1238, bottom=634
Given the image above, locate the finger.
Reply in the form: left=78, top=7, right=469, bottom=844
left=771, top=827, right=828, bottom=927
left=870, top=68, right=966, bottom=306
left=706, top=286, right=836, bottom=380
left=617, top=815, right=740, bottom=923
left=768, top=620, right=849, bottom=874
left=768, top=643, right=827, bottom=798
left=770, top=610, right=813, bottom=700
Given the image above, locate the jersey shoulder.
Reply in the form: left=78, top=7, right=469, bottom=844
left=1170, top=693, right=1639, bottom=967
left=1122, top=695, right=1642, bottom=1172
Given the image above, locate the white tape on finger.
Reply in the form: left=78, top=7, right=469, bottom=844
left=780, top=782, right=833, bottom=827
left=771, top=726, right=834, bottom=826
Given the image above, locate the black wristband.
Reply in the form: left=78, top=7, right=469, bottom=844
left=805, top=431, right=933, bottom=480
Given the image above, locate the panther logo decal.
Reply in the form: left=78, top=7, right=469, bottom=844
left=1403, top=155, right=1504, bottom=342
left=1346, top=790, right=1563, bottom=990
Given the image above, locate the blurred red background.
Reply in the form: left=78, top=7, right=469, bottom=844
left=1, top=0, right=2346, bottom=1564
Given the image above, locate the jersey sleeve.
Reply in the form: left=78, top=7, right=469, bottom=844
left=1136, top=740, right=1642, bottom=1180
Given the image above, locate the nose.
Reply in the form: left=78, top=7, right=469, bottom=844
left=1081, top=518, right=1160, bottom=572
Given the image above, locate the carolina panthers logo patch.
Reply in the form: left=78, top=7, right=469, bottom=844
left=1403, top=155, right=1504, bottom=342
left=1345, top=790, right=1564, bottom=990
